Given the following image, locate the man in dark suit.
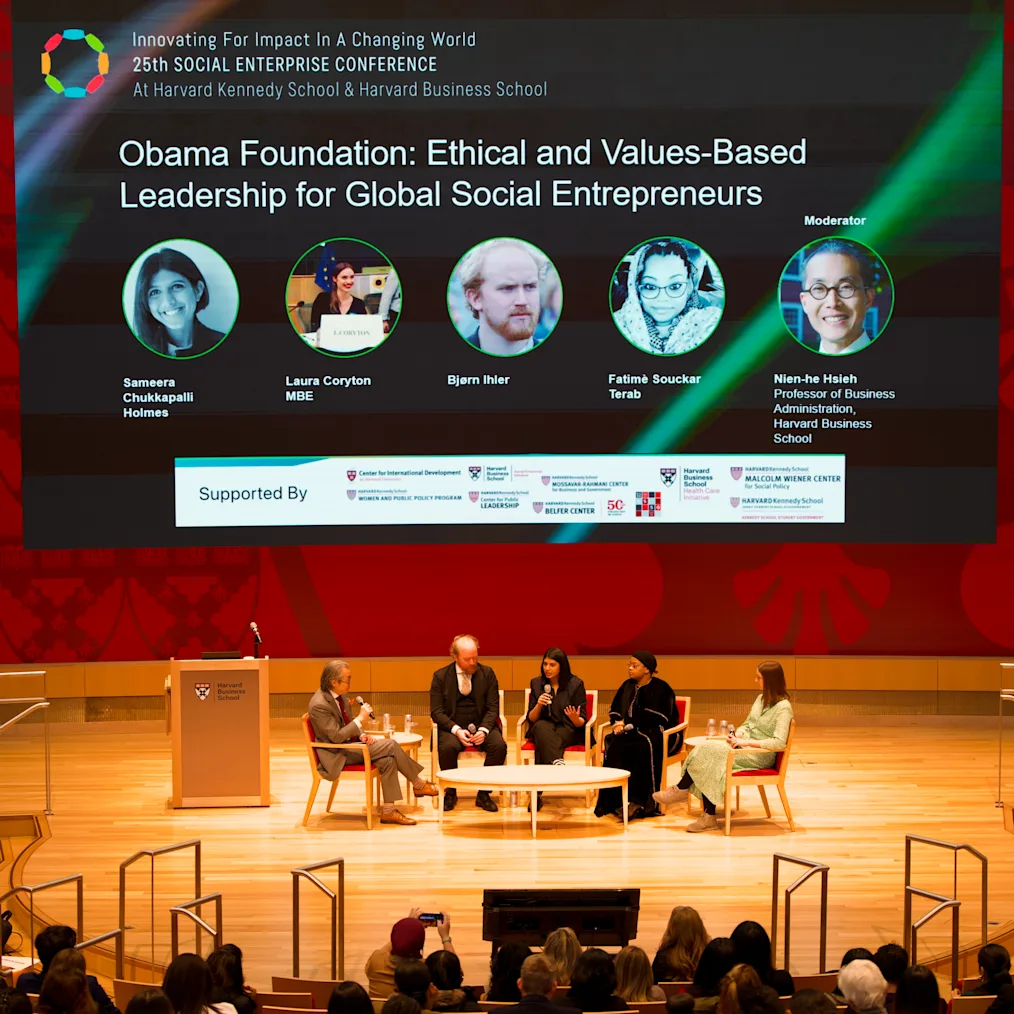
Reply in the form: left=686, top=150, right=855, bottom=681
left=309, top=659, right=438, bottom=825
left=430, top=634, right=507, bottom=812
left=501, top=954, right=558, bottom=1013
left=15, top=925, right=119, bottom=1014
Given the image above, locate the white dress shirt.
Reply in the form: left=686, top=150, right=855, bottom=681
left=819, top=329, right=871, bottom=355
left=450, top=663, right=490, bottom=736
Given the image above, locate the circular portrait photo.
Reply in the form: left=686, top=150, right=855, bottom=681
left=610, top=237, right=725, bottom=356
left=447, top=237, right=562, bottom=357
left=286, top=238, right=400, bottom=358
left=780, top=237, right=893, bottom=356
left=123, top=239, right=239, bottom=360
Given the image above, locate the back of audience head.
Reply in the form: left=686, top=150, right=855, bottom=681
left=38, top=951, right=94, bottom=1014
left=543, top=927, right=582, bottom=987
left=519, top=955, right=556, bottom=998
left=125, top=990, right=175, bottom=1014
left=894, top=966, right=939, bottom=1014
left=788, top=990, right=838, bottom=1014
left=35, top=926, right=78, bottom=975
left=658, top=906, right=711, bottom=982
left=720, top=964, right=763, bottom=1014
left=837, top=960, right=888, bottom=1013
left=731, top=923, right=777, bottom=983
left=873, top=945, right=909, bottom=987
left=978, top=944, right=1011, bottom=981
left=840, top=950, right=875, bottom=971
left=391, top=919, right=427, bottom=960
left=327, top=982, right=372, bottom=1014
left=426, top=951, right=464, bottom=993
left=207, top=947, right=244, bottom=996
left=694, top=938, right=738, bottom=997
left=570, top=948, right=618, bottom=1003
left=382, top=998, right=421, bottom=1014
left=162, top=953, right=216, bottom=1014
left=0, top=988, right=34, bottom=1014
left=488, top=943, right=532, bottom=1002
left=667, top=995, right=696, bottom=1014
left=394, top=959, right=435, bottom=1010
left=615, top=946, right=655, bottom=1002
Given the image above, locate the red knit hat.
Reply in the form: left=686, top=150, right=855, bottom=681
left=390, top=918, right=426, bottom=958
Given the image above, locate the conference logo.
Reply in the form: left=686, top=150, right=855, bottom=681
left=194, top=682, right=211, bottom=701
left=607, top=499, right=625, bottom=516
left=347, top=490, right=356, bottom=500
left=730, top=497, right=740, bottom=508
left=635, top=491, right=661, bottom=517
left=660, top=467, right=677, bottom=486
left=41, top=29, right=109, bottom=98
left=469, top=466, right=482, bottom=480
left=730, top=466, right=743, bottom=480
left=468, top=490, right=479, bottom=503
left=347, top=470, right=357, bottom=481
left=533, top=502, right=544, bottom=513
left=541, top=475, right=551, bottom=486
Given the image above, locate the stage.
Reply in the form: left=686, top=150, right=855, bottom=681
left=2, top=719, right=1012, bottom=987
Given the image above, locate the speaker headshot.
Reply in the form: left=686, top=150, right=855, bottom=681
left=123, top=240, right=238, bottom=359
left=610, top=237, right=724, bottom=356
left=780, top=237, right=893, bottom=356
left=447, top=237, right=562, bottom=357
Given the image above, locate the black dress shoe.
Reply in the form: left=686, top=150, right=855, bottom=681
left=626, top=802, right=645, bottom=821
left=527, top=792, right=544, bottom=813
left=475, top=792, right=499, bottom=812
left=443, top=790, right=457, bottom=812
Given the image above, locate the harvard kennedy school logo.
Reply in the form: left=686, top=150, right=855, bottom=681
left=194, top=682, right=212, bottom=701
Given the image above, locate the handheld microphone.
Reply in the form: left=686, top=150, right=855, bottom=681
left=623, top=723, right=635, bottom=733
left=544, top=683, right=553, bottom=696
left=467, top=723, right=477, bottom=735
left=355, top=695, right=375, bottom=720
left=249, top=620, right=262, bottom=643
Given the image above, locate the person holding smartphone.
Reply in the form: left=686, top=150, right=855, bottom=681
left=367, top=910, right=455, bottom=998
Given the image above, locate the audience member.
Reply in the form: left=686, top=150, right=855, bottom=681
left=0, top=985, right=34, bottom=1014
left=688, top=939, right=738, bottom=1013
left=16, top=926, right=118, bottom=1014
left=654, top=907, right=710, bottom=983
left=487, top=944, right=534, bottom=1003
left=731, top=923, right=794, bottom=997
left=38, top=950, right=94, bottom=1014
left=543, top=928, right=583, bottom=987
left=788, top=990, right=837, bottom=1014
left=893, top=967, right=939, bottom=1014
left=837, top=960, right=888, bottom=1014
left=426, top=952, right=479, bottom=1012
left=382, top=998, right=422, bottom=1014
left=124, top=991, right=173, bottom=1014
left=394, top=960, right=438, bottom=1011
left=832, top=952, right=875, bottom=1000
left=560, top=949, right=628, bottom=1012
left=719, top=965, right=763, bottom=1014
left=616, top=947, right=665, bottom=1002
left=327, top=982, right=373, bottom=1014
left=368, top=913, right=453, bottom=999
left=162, top=953, right=237, bottom=1014
left=964, top=946, right=1012, bottom=997
left=873, top=947, right=909, bottom=995
left=668, top=997, right=696, bottom=1014
left=207, top=947, right=254, bottom=1014
left=735, top=986, right=785, bottom=1014
left=987, top=986, right=1014, bottom=1014
left=503, top=955, right=558, bottom=1012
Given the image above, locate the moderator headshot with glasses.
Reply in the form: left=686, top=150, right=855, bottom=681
left=780, top=237, right=894, bottom=356
left=610, top=237, right=725, bottom=356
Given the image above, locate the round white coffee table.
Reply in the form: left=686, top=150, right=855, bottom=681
left=435, top=764, right=630, bottom=837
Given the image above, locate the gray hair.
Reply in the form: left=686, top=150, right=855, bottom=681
left=320, top=659, right=350, bottom=694
left=838, top=960, right=887, bottom=1012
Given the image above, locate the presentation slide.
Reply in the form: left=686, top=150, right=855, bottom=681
left=14, top=0, right=1000, bottom=548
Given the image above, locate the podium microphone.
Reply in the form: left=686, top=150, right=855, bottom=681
left=249, top=620, right=262, bottom=659
left=355, top=695, right=376, bottom=720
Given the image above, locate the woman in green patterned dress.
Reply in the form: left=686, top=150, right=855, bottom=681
left=654, top=660, right=793, bottom=833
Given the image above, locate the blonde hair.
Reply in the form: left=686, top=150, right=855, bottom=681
left=458, top=239, right=547, bottom=319
left=657, top=906, right=710, bottom=980
left=615, top=946, right=656, bottom=1003
left=543, top=928, right=582, bottom=987
left=719, top=964, right=762, bottom=1014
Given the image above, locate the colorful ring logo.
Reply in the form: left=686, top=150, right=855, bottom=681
left=41, top=29, right=108, bottom=98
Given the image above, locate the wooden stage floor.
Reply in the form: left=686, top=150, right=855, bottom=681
left=2, top=719, right=1012, bottom=987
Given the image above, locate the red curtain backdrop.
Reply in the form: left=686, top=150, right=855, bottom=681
left=2, top=7, right=1013, bottom=662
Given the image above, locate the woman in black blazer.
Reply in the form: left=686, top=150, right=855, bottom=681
left=522, top=648, right=592, bottom=809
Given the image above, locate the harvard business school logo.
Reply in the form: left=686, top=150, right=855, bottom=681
left=730, top=467, right=743, bottom=480
left=41, top=29, right=109, bottom=98
left=194, top=683, right=211, bottom=701
left=347, top=490, right=356, bottom=500
left=533, top=502, right=544, bottom=513
left=469, top=466, right=482, bottom=480
left=660, top=467, right=678, bottom=486
left=347, top=470, right=357, bottom=481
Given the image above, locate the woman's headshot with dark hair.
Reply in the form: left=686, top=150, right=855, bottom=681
left=124, top=240, right=238, bottom=359
left=780, top=236, right=893, bottom=356
left=611, top=237, right=724, bottom=355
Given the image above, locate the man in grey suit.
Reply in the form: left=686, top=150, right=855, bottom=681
left=309, top=659, right=438, bottom=825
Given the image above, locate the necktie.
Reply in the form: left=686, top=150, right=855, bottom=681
left=337, top=695, right=350, bottom=726
left=460, top=672, right=471, bottom=696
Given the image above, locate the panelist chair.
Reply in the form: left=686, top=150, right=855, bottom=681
left=430, top=689, right=506, bottom=805
left=516, top=687, right=598, bottom=805
left=722, top=719, right=795, bottom=836
left=301, top=713, right=382, bottom=829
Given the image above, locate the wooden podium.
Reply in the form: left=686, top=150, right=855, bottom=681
left=170, top=658, right=270, bottom=807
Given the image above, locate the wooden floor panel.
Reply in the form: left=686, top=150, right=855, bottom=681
left=2, top=720, right=1012, bottom=988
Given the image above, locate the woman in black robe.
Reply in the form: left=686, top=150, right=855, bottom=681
left=594, top=651, right=679, bottom=820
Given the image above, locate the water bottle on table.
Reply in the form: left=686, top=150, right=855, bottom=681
left=707, top=718, right=716, bottom=737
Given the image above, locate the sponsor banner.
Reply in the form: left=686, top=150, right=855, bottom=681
left=175, top=454, right=846, bottom=527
